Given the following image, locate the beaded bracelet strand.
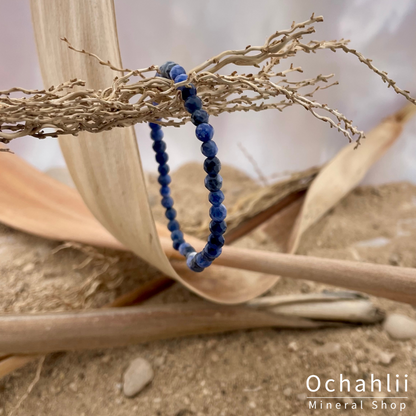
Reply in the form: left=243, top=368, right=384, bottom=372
left=148, top=61, right=227, bottom=273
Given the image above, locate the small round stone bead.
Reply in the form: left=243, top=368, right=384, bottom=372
left=186, top=252, right=204, bottom=272
left=150, top=129, right=164, bottom=141
left=203, top=244, right=222, bottom=259
left=158, top=164, right=170, bottom=175
left=167, top=219, right=180, bottom=231
left=173, top=238, right=185, bottom=250
left=158, top=174, right=171, bottom=186
left=196, top=123, right=214, bottom=142
left=174, top=74, right=188, bottom=88
left=204, top=157, right=221, bottom=176
left=179, top=242, right=195, bottom=257
left=160, top=61, right=176, bottom=78
left=184, top=96, right=202, bottom=113
left=209, top=220, right=227, bottom=235
left=195, top=252, right=212, bottom=268
left=209, top=204, right=227, bottom=221
left=208, top=233, right=225, bottom=248
left=204, top=174, right=223, bottom=192
left=182, top=84, right=197, bottom=100
left=155, top=152, right=169, bottom=164
left=208, top=190, right=224, bottom=206
left=149, top=122, right=161, bottom=130
left=165, top=207, right=176, bottom=220
left=170, top=65, right=186, bottom=80
left=201, top=141, right=218, bottom=158
left=161, top=196, right=174, bottom=208
left=171, top=229, right=184, bottom=241
left=191, top=109, right=209, bottom=126
left=152, top=140, right=166, bottom=153
left=160, top=185, right=170, bottom=197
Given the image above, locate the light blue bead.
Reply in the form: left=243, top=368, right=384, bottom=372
left=196, top=123, right=214, bottom=142
left=179, top=242, right=195, bottom=256
left=186, top=252, right=204, bottom=272
left=174, top=73, right=188, bottom=85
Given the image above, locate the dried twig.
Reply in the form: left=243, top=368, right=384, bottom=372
left=0, top=15, right=414, bottom=147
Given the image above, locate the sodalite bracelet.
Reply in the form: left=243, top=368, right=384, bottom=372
left=149, top=62, right=227, bottom=273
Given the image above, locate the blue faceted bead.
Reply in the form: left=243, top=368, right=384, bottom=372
left=155, top=152, right=169, bottom=164
left=204, top=157, right=221, bottom=176
left=158, top=164, right=170, bottom=175
left=208, top=233, right=225, bottom=248
left=201, top=141, right=218, bottom=157
left=171, top=229, right=184, bottom=241
left=158, top=174, right=171, bottom=186
left=179, top=242, right=195, bottom=257
left=161, top=196, right=174, bottom=208
left=196, top=123, right=214, bottom=142
left=191, top=109, right=209, bottom=126
left=209, top=220, right=227, bottom=235
left=186, top=252, right=204, bottom=272
left=152, top=140, right=166, bottom=153
left=184, top=96, right=202, bottom=113
left=209, top=190, right=224, bottom=206
left=204, top=174, right=223, bottom=192
left=150, top=129, right=164, bottom=141
left=160, top=61, right=176, bottom=78
left=210, top=204, right=227, bottom=221
left=170, top=65, right=186, bottom=80
left=165, top=207, right=176, bottom=220
left=160, top=185, right=170, bottom=197
left=149, top=122, right=161, bottom=130
left=203, top=244, right=222, bottom=260
left=168, top=220, right=180, bottom=232
left=195, top=252, right=212, bottom=268
left=174, top=74, right=188, bottom=88
left=182, top=84, right=197, bottom=100
left=173, top=238, right=185, bottom=250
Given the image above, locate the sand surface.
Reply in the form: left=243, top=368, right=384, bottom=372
left=1, top=164, right=416, bottom=415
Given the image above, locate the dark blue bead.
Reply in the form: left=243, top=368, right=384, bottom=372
left=171, top=229, right=184, bottom=241
left=160, top=61, right=176, bottom=78
left=191, top=109, right=209, bottom=126
left=210, top=204, right=227, bottom=221
left=179, top=242, right=195, bottom=257
left=170, top=65, right=186, bottom=80
left=174, top=74, right=188, bottom=88
left=209, top=220, right=227, bottom=235
left=208, top=234, right=225, bottom=248
left=165, top=207, right=176, bottom=220
left=209, top=190, right=224, bottom=206
left=168, top=220, right=180, bottom=231
left=173, top=238, right=185, bottom=250
left=201, top=141, right=218, bottom=158
left=155, top=152, right=169, bottom=164
left=184, top=96, right=202, bottom=113
left=158, top=174, right=171, bottom=186
left=150, top=129, right=164, bottom=141
left=152, top=140, right=166, bottom=153
left=203, top=244, right=222, bottom=259
left=204, top=174, right=223, bottom=192
left=195, top=252, right=212, bottom=268
left=149, top=122, right=161, bottom=130
left=196, top=123, right=214, bottom=142
left=182, top=84, right=197, bottom=100
left=186, top=252, right=204, bottom=272
left=158, top=164, right=170, bottom=175
left=160, top=185, right=170, bottom=197
left=204, top=157, right=221, bottom=176
left=161, top=196, right=174, bottom=208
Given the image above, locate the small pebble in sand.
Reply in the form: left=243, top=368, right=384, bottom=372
left=68, top=382, right=78, bottom=393
left=297, top=393, right=307, bottom=401
left=283, top=387, right=292, bottom=396
left=288, top=341, right=299, bottom=352
left=313, top=342, right=341, bottom=356
left=377, top=351, right=395, bottom=366
left=383, top=314, right=416, bottom=340
left=123, top=357, right=154, bottom=398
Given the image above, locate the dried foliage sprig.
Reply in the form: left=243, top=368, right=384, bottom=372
left=0, top=14, right=414, bottom=148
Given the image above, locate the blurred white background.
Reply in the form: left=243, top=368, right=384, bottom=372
left=1, top=0, right=416, bottom=185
